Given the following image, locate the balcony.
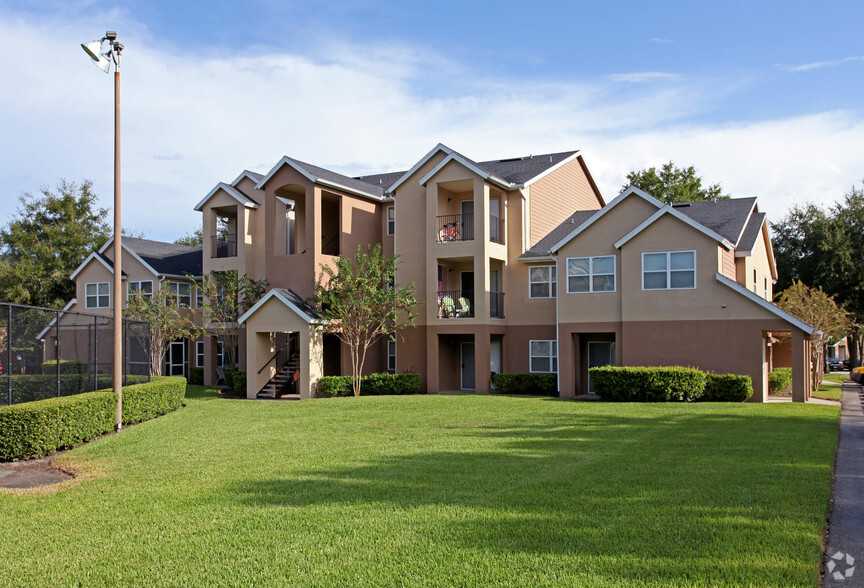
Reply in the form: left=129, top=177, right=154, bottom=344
left=490, top=291, right=504, bottom=318
left=490, top=215, right=504, bottom=245
left=211, top=235, right=237, bottom=258
left=436, top=290, right=474, bottom=318
left=436, top=213, right=504, bottom=245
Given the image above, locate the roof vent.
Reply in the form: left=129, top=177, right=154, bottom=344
left=379, top=179, right=383, bottom=184
left=549, top=155, right=553, bottom=162
left=672, top=202, right=691, bottom=208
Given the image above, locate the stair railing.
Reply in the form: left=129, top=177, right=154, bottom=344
left=258, top=335, right=296, bottom=375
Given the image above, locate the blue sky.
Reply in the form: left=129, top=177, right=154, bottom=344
left=1, top=0, right=863, bottom=241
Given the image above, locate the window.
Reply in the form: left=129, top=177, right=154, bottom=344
left=85, top=282, right=109, bottom=308
left=753, top=269, right=758, bottom=293
left=764, top=277, right=769, bottom=300
left=217, top=341, right=224, bottom=368
left=387, top=340, right=396, bottom=372
left=529, top=266, right=557, bottom=298
left=642, top=251, right=696, bottom=290
left=387, top=206, right=395, bottom=236
left=196, top=286, right=203, bottom=309
left=530, top=340, right=558, bottom=373
left=196, top=341, right=204, bottom=367
left=567, top=256, right=615, bottom=293
left=166, top=281, right=192, bottom=307
left=127, top=280, right=153, bottom=299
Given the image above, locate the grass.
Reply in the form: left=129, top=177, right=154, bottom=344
left=813, top=372, right=847, bottom=401
left=0, top=386, right=839, bottom=587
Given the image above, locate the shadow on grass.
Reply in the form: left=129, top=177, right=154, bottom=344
left=184, top=385, right=223, bottom=401
left=224, top=410, right=834, bottom=584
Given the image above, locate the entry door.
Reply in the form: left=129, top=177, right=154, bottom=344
left=489, top=269, right=501, bottom=318
left=169, top=340, right=186, bottom=377
left=461, top=200, right=474, bottom=240
left=490, top=339, right=501, bottom=376
left=489, top=198, right=501, bottom=242
left=587, top=342, right=615, bottom=393
left=461, top=342, right=476, bottom=390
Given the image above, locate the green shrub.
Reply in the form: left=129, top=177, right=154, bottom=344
left=491, top=373, right=558, bottom=396
left=0, top=376, right=187, bottom=461
left=317, top=375, right=352, bottom=397
left=590, top=366, right=708, bottom=402
left=224, top=370, right=238, bottom=391
left=40, top=360, right=86, bottom=375
left=702, top=373, right=753, bottom=402
left=768, top=367, right=793, bottom=394
left=231, top=372, right=247, bottom=394
left=316, top=373, right=423, bottom=397
left=95, top=374, right=150, bottom=390
left=189, top=367, right=204, bottom=386
left=7, top=374, right=88, bottom=404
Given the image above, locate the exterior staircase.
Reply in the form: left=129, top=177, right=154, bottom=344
left=257, top=356, right=299, bottom=399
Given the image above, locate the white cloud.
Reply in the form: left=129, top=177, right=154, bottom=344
left=0, top=11, right=863, bottom=244
left=776, top=55, right=864, bottom=72
left=606, top=72, right=682, bottom=83
left=649, top=38, right=673, bottom=44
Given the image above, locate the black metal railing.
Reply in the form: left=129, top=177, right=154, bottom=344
left=436, top=214, right=474, bottom=242
left=436, top=290, right=475, bottom=318
left=211, top=235, right=237, bottom=258
left=490, top=291, right=505, bottom=318
left=490, top=215, right=504, bottom=245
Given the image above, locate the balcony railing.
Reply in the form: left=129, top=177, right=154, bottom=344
left=490, top=291, right=504, bottom=318
left=436, top=214, right=474, bottom=242
left=436, top=290, right=475, bottom=318
left=490, top=215, right=504, bottom=245
left=211, top=235, right=237, bottom=258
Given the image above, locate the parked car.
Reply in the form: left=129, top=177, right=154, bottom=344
left=827, top=357, right=844, bottom=371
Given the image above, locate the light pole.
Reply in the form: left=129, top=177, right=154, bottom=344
left=82, top=31, right=124, bottom=430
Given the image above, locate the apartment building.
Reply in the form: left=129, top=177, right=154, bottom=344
left=196, top=143, right=815, bottom=402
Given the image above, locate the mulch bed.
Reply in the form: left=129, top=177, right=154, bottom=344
left=0, top=455, right=73, bottom=489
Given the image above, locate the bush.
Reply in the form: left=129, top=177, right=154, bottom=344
left=231, top=371, right=247, bottom=394
left=317, top=376, right=352, bottom=398
left=702, top=373, right=753, bottom=402
left=40, top=360, right=86, bottom=375
left=316, top=373, right=423, bottom=397
left=768, top=367, right=793, bottom=394
left=189, top=367, right=204, bottom=386
left=0, top=376, right=187, bottom=461
left=491, top=373, right=558, bottom=396
left=95, top=374, right=150, bottom=390
left=590, top=366, right=708, bottom=402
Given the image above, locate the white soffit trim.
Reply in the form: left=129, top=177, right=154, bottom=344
left=549, top=186, right=663, bottom=254
left=517, top=255, right=555, bottom=263
left=238, top=289, right=325, bottom=325
left=96, top=238, right=160, bottom=277
left=276, top=196, right=295, bottom=210
left=193, top=182, right=260, bottom=212
left=255, top=156, right=316, bottom=190
left=614, top=206, right=735, bottom=250
left=715, top=273, right=817, bottom=334
left=70, top=251, right=114, bottom=280
left=231, top=170, right=264, bottom=187
left=732, top=199, right=758, bottom=248
left=387, top=143, right=454, bottom=193
left=36, top=298, right=78, bottom=340
left=418, top=153, right=512, bottom=190
left=521, top=151, right=582, bottom=187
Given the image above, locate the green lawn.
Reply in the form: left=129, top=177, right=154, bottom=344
left=814, top=372, right=847, bottom=401
left=0, top=387, right=839, bottom=587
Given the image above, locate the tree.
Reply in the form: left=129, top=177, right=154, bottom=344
left=174, top=229, right=203, bottom=247
left=311, top=244, right=419, bottom=396
left=124, top=285, right=204, bottom=376
left=197, top=270, right=268, bottom=370
left=776, top=281, right=850, bottom=391
left=622, top=161, right=728, bottom=203
left=0, top=180, right=110, bottom=308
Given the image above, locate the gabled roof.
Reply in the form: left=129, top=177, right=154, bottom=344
left=69, top=251, right=127, bottom=280
left=735, top=211, right=767, bottom=254
left=255, top=156, right=386, bottom=200
left=231, top=170, right=264, bottom=186
left=549, top=186, right=664, bottom=254
left=98, top=237, right=202, bottom=278
left=480, top=150, right=581, bottom=186
left=614, top=205, right=735, bottom=250
left=383, top=144, right=454, bottom=193
left=518, top=210, right=598, bottom=261
left=193, top=182, right=260, bottom=212
left=671, top=197, right=757, bottom=245
left=715, top=273, right=817, bottom=334
left=418, top=151, right=512, bottom=189
left=238, top=288, right=324, bottom=325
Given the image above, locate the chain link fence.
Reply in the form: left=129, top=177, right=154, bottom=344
left=0, top=302, right=151, bottom=406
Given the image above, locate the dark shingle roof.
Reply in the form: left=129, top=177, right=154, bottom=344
left=736, top=211, right=766, bottom=252
left=672, top=197, right=757, bottom=244
left=272, top=288, right=321, bottom=321
left=123, top=238, right=202, bottom=276
left=288, top=158, right=386, bottom=198
left=97, top=252, right=127, bottom=277
left=353, top=170, right=408, bottom=193
left=518, top=210, right=598, bottom=260
left=477, top=151, right=579, bottom=185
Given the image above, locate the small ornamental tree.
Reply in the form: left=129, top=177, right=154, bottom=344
left=776, top=280, right=850, bottom=390
left=124, top=285, right=204, bottom=376
left=197, top=270, right=268, bottom=370
left=311, top=244, right=419, bottom=397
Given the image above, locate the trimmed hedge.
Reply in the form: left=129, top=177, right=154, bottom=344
left=590, top=366, right=708, bottom=402
left=317, top=373, right=423, bottom=397
left=189, top=367, right=204, bottom=386
left=0, top=376, right=187, bottom=461
left=41, top=360, right=86, bottom=375
left=768, top=367, right=793, bottom=394
left=231, top=371, right=247, bottom=394
left=491, top=373, right=558, bottom=396
left=702, top=373, right=754, bottom=402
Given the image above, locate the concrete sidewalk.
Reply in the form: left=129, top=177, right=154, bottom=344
left=824, top=380, right=864, bottom=586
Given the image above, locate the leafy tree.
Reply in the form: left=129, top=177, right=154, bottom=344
left=622, top=161, right=728, bottom=203
left=124, top=285, right=204, bottom=376
left=197, top=270, right=268, bottom=370
left=0, top=180, right=110, bottom=308
left=175, top=228, right=203, bottom=247
left=310, top=244, right=419, bottom=396
left=776, top=281, right=850, bottom=390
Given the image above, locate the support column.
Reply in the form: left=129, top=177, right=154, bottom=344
left=426, top=329, right=439, bottom=394
left=791, top=328, right=807, bottom=403
left=558, top=329, right=575, bottom=398
left=474, top=333, right=491, bottom=394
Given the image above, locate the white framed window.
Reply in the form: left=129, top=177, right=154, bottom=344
left=166, top=281, right=192, bottom=307
left=530, top=340, right=558, bottom=373
left=529, top=265, right=557, bottom=298
left=753, top=268, right=758, bottom=293
left=387, top=340, right=396, bottom=372
left=85, top=282, right=109, bottom=308
left=567, top=256, right=615, bottom=293
left=196, top=285, right=203, bottom=309
left=196, top=341, right=204, bottom=367
left=642, top=251, right=696, bottom=290
left=764, top=277, right=769, bottom=300
left=217, top=341, right=224, bottom=367
left=127, top=280, right=153, bottom=299
left=387, top=206, right=395, bottom=236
